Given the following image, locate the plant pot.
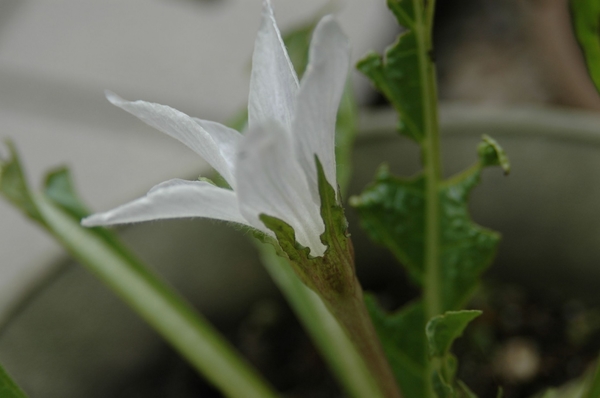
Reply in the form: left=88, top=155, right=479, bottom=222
left=2, top=104, right=600, bottom=397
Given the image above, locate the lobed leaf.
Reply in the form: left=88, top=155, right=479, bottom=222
left=357, top=0, right=427, bottom=142
left=352, top=137, right=507, bottom=311
left=366, top=296, right=428, bottom=398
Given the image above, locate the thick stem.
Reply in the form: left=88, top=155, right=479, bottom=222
left=327, top=281, right=402, bottom=398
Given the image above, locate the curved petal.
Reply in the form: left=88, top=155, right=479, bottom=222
left=236, top=119, right=326, bottom=257
left=192, top=118, right=241, bottom=176
left=292, top=16, right=350, bottom=201
left=81, top=179, right=249, bottom=227
left=248, top=0, right=299, bottom=131
left=106, top=91, right=237, bottom=189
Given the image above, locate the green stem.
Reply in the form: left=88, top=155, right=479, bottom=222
left=327, top=280, right=402, bottom=398
left=256, top=242, right=385, bottom=398
left=416, top=0, right=442, bottom=324
left=416, top=1, right=442, bottom=397
left=34, top=195, right=278, bottom=398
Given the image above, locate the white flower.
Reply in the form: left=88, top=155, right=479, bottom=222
left=82, top=0, right=350, bottom=257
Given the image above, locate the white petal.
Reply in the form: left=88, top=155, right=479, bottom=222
left=292, top=16, right=350, bottom=201
left=81, top=179, right=249, bottom=227
left=236, top=119, right=327, bottom=257
left=192, top=118, right=241, bottom=177
left=106, top=91, right=237, bottom=189
left=248, top=0, right=299, bottom=131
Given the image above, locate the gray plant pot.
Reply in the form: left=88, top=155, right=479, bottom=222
left=2, top=104, right=600, bottom=397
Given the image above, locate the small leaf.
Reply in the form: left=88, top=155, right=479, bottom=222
left=0, top=141, right=44, bottom=224
left=45, top=167, right=90, bottom=219
left=432, top=369, right=455, bottom=398
left=478, top=135, right=510, bottom=174
left=571, top=0, right=600, bottom=93
left=366, top=296, right=427, bottom=398
left=357, top=0, right=427, bottom=142
left=0, top=364, right=28, bottom=398
left=426, top=310, right=481, bottom=358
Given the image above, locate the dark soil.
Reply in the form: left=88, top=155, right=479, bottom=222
left=109, top=272, right=600, bottom=398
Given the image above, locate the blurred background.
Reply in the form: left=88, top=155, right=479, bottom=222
left=0, top=0, right=398, bottom=317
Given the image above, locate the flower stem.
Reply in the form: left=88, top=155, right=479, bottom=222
left=326, top=278, right=402, bottom=398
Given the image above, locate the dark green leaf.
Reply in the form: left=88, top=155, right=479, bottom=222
left=357, top=0, right=427, bottom=142
left=366, top=296, right=427, bottom=398
left=352, top=137, right=507, bottom=310
left=426, top=310, right=481, bottom=358
left=571, top=0, right=600, bottom=93
left=0, top=364, right=28, bottom=398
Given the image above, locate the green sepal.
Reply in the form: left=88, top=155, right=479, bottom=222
left=353, top=136, right=508, bottom=311
left=356, top=0, right=428, bottom=142
left=0, top=141, right=44, bottom=225
left=571, top=0, right=600, bottom=93
left=259, top=157, right=354, bottom=299
left=426, top=310, right=482, bottom=358
left=365, top=296, right=427, bottom=398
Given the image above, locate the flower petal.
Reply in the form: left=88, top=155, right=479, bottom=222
left=236, top=119, right=326, bottom=257
left=248, top=0, right=299, bottom=131
left=81, top=179, right=249, bottom=227
left=292, top=16, right=350, bottom=200
left=106, top=91, right=237, bottom=189
left=192, top=118, right=241, bottom=177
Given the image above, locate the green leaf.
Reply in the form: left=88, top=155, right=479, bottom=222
left=352, top=137, right=507, bottom=310
left=0, top=364, right=28, bottom=398
left=478, top=135, right=510, bottom=174
left=426, top=311, right=481, bottom=398
left=426, top=310, right=481, bottom=358
left=357, top=0, right=428, bottom=142
left=571, top=0, right=600, bottom=93
left=0, top=141, right=44, bottom=224
left=0, top=144, right=277, bottom=398
left=366, top=297, right=428, bottom=398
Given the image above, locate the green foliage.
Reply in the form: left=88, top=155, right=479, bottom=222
left=366, top=297, right=428, bottom=398
left=571, top=0, right=600, bottom=93
left=426, top=310, right=481, bottom=358
left=352, top=137, right=506, bottom=311
left=426, top=311, right=482, bottom=398
left=0, top=364, right=28, bottom=398
left=0, top=144, right=277, bottom=398
left=357, top=0, right=428, bottom=142
left=0, top=141, right=44, bottom=224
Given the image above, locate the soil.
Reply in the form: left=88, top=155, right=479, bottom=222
left=107, top=270, right=600, bottom=398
